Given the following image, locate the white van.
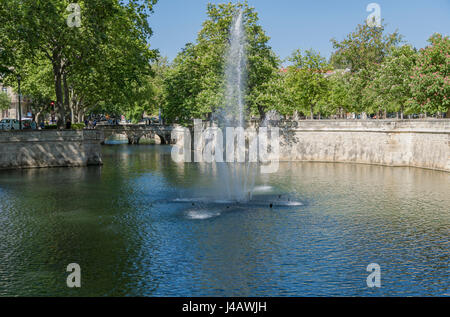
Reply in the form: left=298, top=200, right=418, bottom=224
left=0, top=118, right=21, bottom=130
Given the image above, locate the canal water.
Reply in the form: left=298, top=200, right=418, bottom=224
left=0, top=144, right=449, bottom=296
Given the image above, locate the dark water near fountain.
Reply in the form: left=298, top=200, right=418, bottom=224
left=0, top=144, right=449, bottom=296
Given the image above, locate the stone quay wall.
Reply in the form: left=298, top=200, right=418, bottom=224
left=1, top=121, right=449, bottom=172
left=0, top=130, right=104, bottom=170
left=276, top=120, right=450, bottom=172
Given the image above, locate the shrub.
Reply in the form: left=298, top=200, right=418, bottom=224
left=71, top=123, right=86, bottom=130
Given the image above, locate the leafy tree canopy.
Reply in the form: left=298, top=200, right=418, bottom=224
left=410, top=33, right=449, bottom=115
left=0, top=91, right=11, bottom=110
left=163, top=1, right=279, bottom=125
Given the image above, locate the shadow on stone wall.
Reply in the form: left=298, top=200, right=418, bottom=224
left=0, top=130, right=103, bottom=170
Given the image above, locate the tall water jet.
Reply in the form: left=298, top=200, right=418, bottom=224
left=211, top=9, right=257, bottom=203
left=222, top=9, right=247, bottom=128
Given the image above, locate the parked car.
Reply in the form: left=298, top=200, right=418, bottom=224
left=21, top=118, right=32, bottom=129
left=0, top=118, right=21, bottom=130
left=142, top=117, right=159, bottom=125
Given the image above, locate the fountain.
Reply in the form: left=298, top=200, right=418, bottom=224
left=169, top=10, right=303, bottom=212
left=211, top=9, right=257, bottom=203
left=218, top=10, right=247, bottom=128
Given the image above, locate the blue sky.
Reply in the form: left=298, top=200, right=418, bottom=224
left=148, top=0, right=450, bottom=62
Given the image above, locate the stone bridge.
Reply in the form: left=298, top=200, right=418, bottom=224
left=96, top=124, right=175, bottom=144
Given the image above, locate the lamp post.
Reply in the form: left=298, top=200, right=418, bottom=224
left=17, top=74, right=22, bottom=130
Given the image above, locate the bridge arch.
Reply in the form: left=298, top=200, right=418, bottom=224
left=96, top=124, right=174, bottom=145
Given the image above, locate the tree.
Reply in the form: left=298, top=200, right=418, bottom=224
left=330, top=22, right=402, bottom=73
left=3, top=53, right=55, bottom=122
left=330, top=22, right=403, bottom=117
left=285, top=49, right=330, bottom=119
left=0, top=92, right=11, bottom=111
left=369, top=45, right=417, bottom=119
left=163, top=2, right=279, bottom=124
left=409, top=34, right=449, bottom=117
left=0, top=0, right=158, bottom=126
left=163, top=43, right=202, bottom=124
left=326, top=72, right=352, bottom=118
left=148, top=57, right=170, bottom=121
left=252, top=69, right=291, bottom=117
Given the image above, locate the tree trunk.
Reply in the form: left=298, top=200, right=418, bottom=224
left=78, top=100, right=86, bottom=123
left=35, top=111, right=42, bottom=124
left=63, top=72, right=72, bottom=126
left=78, top=109, right=84, bottom=123
left=53, top=63, right=65, bottom=129
left=446, top=107, right=450, bottom=118
left=257, top=105, right=266, bottom=123
left=310, top=105, right=314, bottom=120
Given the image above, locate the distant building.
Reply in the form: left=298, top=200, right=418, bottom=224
left=0, top=82, right=32, bottom=121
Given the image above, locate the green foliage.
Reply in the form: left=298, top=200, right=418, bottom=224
left=284, top=49, right=330, bottom=118
left=2, top=1, right=446, bottom=123
left=148, top=57, right=170, bottom=116
left=3, top=53, right=55, bottom=116
left=252, top=70, right=290, bottom=116
left=329, top=22, right=403, bottom=116
left=0, top=91, right=11, bottom=110
left=71, top=123, right=85, bottom=130
left=326, top=72, right=352, bottom=117
left=330, top=22, right=402, bottom=72
left=0, top=0, right=158, bottom=124
left=368, top=45, right=418, bottom=116
left=163, top=2, right=279, bottom=124
left=409, top=34, right=449, bottom=115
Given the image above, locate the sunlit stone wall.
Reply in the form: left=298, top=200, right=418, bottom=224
left=2, top=121, right=449, bottom=172
left=0, top=130, right=103, bottom=169
left=278, top=120, right=450, bottom=172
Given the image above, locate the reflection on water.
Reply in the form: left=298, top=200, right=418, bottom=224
left=0, top=144, right=449, bottom=296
